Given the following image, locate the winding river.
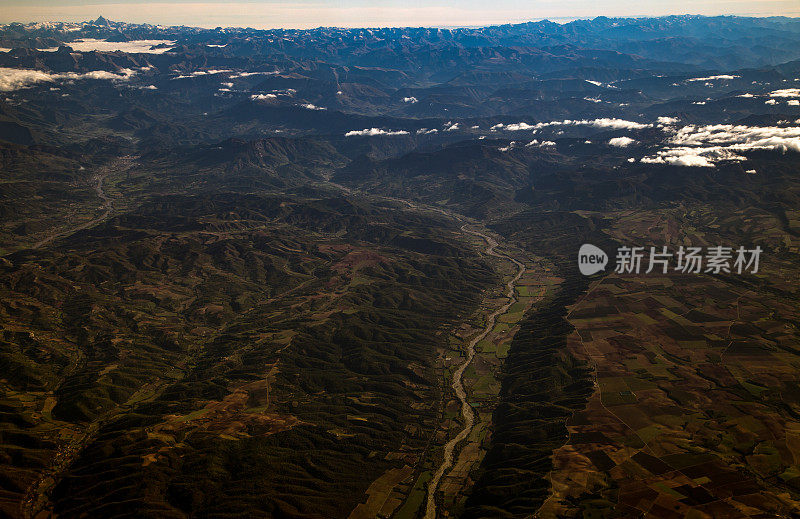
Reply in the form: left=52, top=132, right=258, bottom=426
left=424, top=225, right=525, bottom=519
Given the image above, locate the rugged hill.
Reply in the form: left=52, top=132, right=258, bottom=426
left=1, top=14, right=800, bottom=519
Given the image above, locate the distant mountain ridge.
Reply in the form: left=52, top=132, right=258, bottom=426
left=3, top=15, right=800, bottom=71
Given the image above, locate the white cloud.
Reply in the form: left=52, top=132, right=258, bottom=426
left=524, top=139, right=555, bottom=147
left=299, top=103, right=326, bottom=110
left=416, top=128, right=438, bottom=134
left=609, top=136, right=636, bottom=147
left=173, top=69, right=232, bottom=79
left=228, top=71, right=279, bottom=78
left=444, top=122, right=460, bottom=132
left=499, top=139, right=555, bottom=151
left=491, top=122, right=536, bottom=131
left=685, top=74, right=740, bottom=82
left=67, top=38, right=175, bottom=54
left=669, top=124, right=800, bottom=150
left=585, top=80, right=603, bottom=86
left=587, top=118, right=650, bottom=130
left=584, top=97, right=602, bottom=103
left=765, top=99, right=778, bottom=105
left=532, top=118, right=651, bottom=130
left=657, top=116, right=679, bottom=125
left=0, top=68, right=55, bottom=91
left=789, top=100, right=800, bottom=106
left=641, top=124, right=800, bottom=167
left=641, top=148, right=718, bottom=167
left=0, top=66, right=135, bottom=91
left=83, top=69, right=136, bottom=80
left=2, top=47, right=60, bottom=52
left=250, top=89, right=295, bottom=100
left=737, top=93, right=754, bottom=98
left=693, top=101, right=707, bottom=105
left=769, top=88, right=800, bottom=98
left=402, top=96, right=418, bottom=103
left=345, top=128, right=409, bottom=137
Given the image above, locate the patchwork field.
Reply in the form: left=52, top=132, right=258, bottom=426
left=540, top=205, right=800, bottom=518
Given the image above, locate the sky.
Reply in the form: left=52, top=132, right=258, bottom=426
left=3, top=0, right=800, bottom=29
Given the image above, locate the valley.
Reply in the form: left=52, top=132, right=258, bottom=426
left=1, top=13, right=800, bottom=519
left=424, top=226, right=525, bottom=519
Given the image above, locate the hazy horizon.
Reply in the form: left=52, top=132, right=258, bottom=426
left=3, top=0, right=800, bottom=30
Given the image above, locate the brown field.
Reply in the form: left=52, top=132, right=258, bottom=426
left=541, top=215, right=800, bottom=518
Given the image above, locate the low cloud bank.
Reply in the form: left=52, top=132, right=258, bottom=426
left=609, top=136, right=636, bottom=147
left=769, top=88, right=800, bottom=98
left=641, top=147, right=739, bottom=167
left=685, top=74, right=740, bottom=82
left=499, top=139, right=556, bottom=151
left=533, top=118, right=651, bottom=130
left=250, top=89, right=296, bottom=101
left=491, top=118, right=651, bottom=132
left=173, top=69, right=232, bottom=79
left=229, top=71, right=279, bottom=78
left=491, top=122, right=536, bottom=131
left=345, top=128, right=410, bottom=137
left=67, top=38, right=175, bottom=54
left=642, top=124, right=800, bottom=167
left=657, top=116, right=679, bottom=125
left=0, top=66, right=135, bottom=91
